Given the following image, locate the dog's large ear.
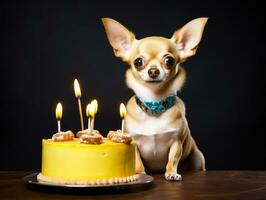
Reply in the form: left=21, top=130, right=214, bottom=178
left=102, top=18, right=135, bottom=61
left=171, top=18, right=208, bottom=60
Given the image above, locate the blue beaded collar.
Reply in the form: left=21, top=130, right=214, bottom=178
left=135, top=95, right=177, bottom=116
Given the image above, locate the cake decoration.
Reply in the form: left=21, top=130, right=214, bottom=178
left=120, top=103, right=126, bottom=134
left=79, top=130, right=103, bottom=144
left=107, top=103, right=132, bottom=144
left=76, top=129, right=87, bottom=138
left=52, top=130, right=74, bottom=142
left=76, top=101, right=94, bottom=138
left=107, top=130, right=132, bottom=144
left=74, top=79, right=84, bottom=131
left=90, top=99, right=98, bottom=131
left=52, top=102, right=74, bottom=142
left=77, top=99, right=103, bottom=144
left=55, top=102, right=63, bottom=133
left=37, top=173, right=138, bottom=185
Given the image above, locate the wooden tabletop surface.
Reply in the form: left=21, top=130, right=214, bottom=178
left=0, top=171, right=266, bottom=200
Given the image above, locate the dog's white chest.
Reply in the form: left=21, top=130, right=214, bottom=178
left=132, top=131, right=179, bottom=171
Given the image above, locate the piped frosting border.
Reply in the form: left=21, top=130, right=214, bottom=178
left=37, top=173, right=139, bottom=185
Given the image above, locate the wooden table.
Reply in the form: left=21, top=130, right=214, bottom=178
left=0, top=171, right=266, bottom=200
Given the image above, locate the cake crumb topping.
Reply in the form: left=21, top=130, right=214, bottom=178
left=52, top=130, right=74, bottom=142
left=107, top=130, right=132, bottom=144
left=79, top=130, right=103, bottom=144
left=76, top=129, right=100, bottom=138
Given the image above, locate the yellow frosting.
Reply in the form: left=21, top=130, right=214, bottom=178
left=41, top=138, right=136, bottom=180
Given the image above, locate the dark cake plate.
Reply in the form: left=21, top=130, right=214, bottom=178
left=23, top=172, right=154, bottom=194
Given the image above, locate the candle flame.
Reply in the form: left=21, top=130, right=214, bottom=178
left=89, top=103, right=96, bottom=118
left=86, top=103, right=91, bottom=117
left=74, top=79, right=81, bottom=98
left=86, top=102, right=97, bottom=118
left=120, top=103, right=127, bottom=118
left=91, top=99, right=98, bottom=114
left=56, top=102, right=63, bottom=120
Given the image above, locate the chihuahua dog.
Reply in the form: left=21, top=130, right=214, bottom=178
left=102, top=17, right=208, bottom=181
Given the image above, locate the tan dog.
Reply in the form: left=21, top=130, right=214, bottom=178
left=102, top=18, right=208, bottom=181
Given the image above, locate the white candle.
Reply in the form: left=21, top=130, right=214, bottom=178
left=86, top=103, right=92, bottom=133
left=90, top=99, right=98, bottom=130
left=74, top=79, right=84, bottom=130
left=55, top=102, right=63, bottom=133
left=120, top=103, right=127, bottom=134
left=89, top=103, right=96, bottom=132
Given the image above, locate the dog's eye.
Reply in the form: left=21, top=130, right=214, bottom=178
left=164, top=56, right=175, bottom=67
left=134, top=57, right=143, bottom=68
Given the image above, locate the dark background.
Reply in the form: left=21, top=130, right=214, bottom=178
left=0, top=0, right=265, bottom=171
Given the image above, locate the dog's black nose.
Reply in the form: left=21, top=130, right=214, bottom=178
left=148, top=67, right=160, bottom=78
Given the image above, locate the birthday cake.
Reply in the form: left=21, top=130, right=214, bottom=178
left=37, top=131, right=136, bottom=185
left=37, top=79, right=137, bottom=185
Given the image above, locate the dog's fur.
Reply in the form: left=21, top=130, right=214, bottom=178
left=102, top=18, right=208, bottom=181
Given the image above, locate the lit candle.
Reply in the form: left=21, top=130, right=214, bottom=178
left=90, top=99, right=98, bottom=130
left=86, top=102, right=96, bottom=133
left=74, top=79, right=84, bottom=130
left=120, top=103, right=127, bottom=134
left=55, top=102, right=63, bottom=133
left=89, top=102, right=96, bottom=132
left=86, top=103, right=92, bottom=133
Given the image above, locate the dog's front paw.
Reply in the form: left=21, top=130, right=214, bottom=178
left=165, top=172, right=182, bottom=181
